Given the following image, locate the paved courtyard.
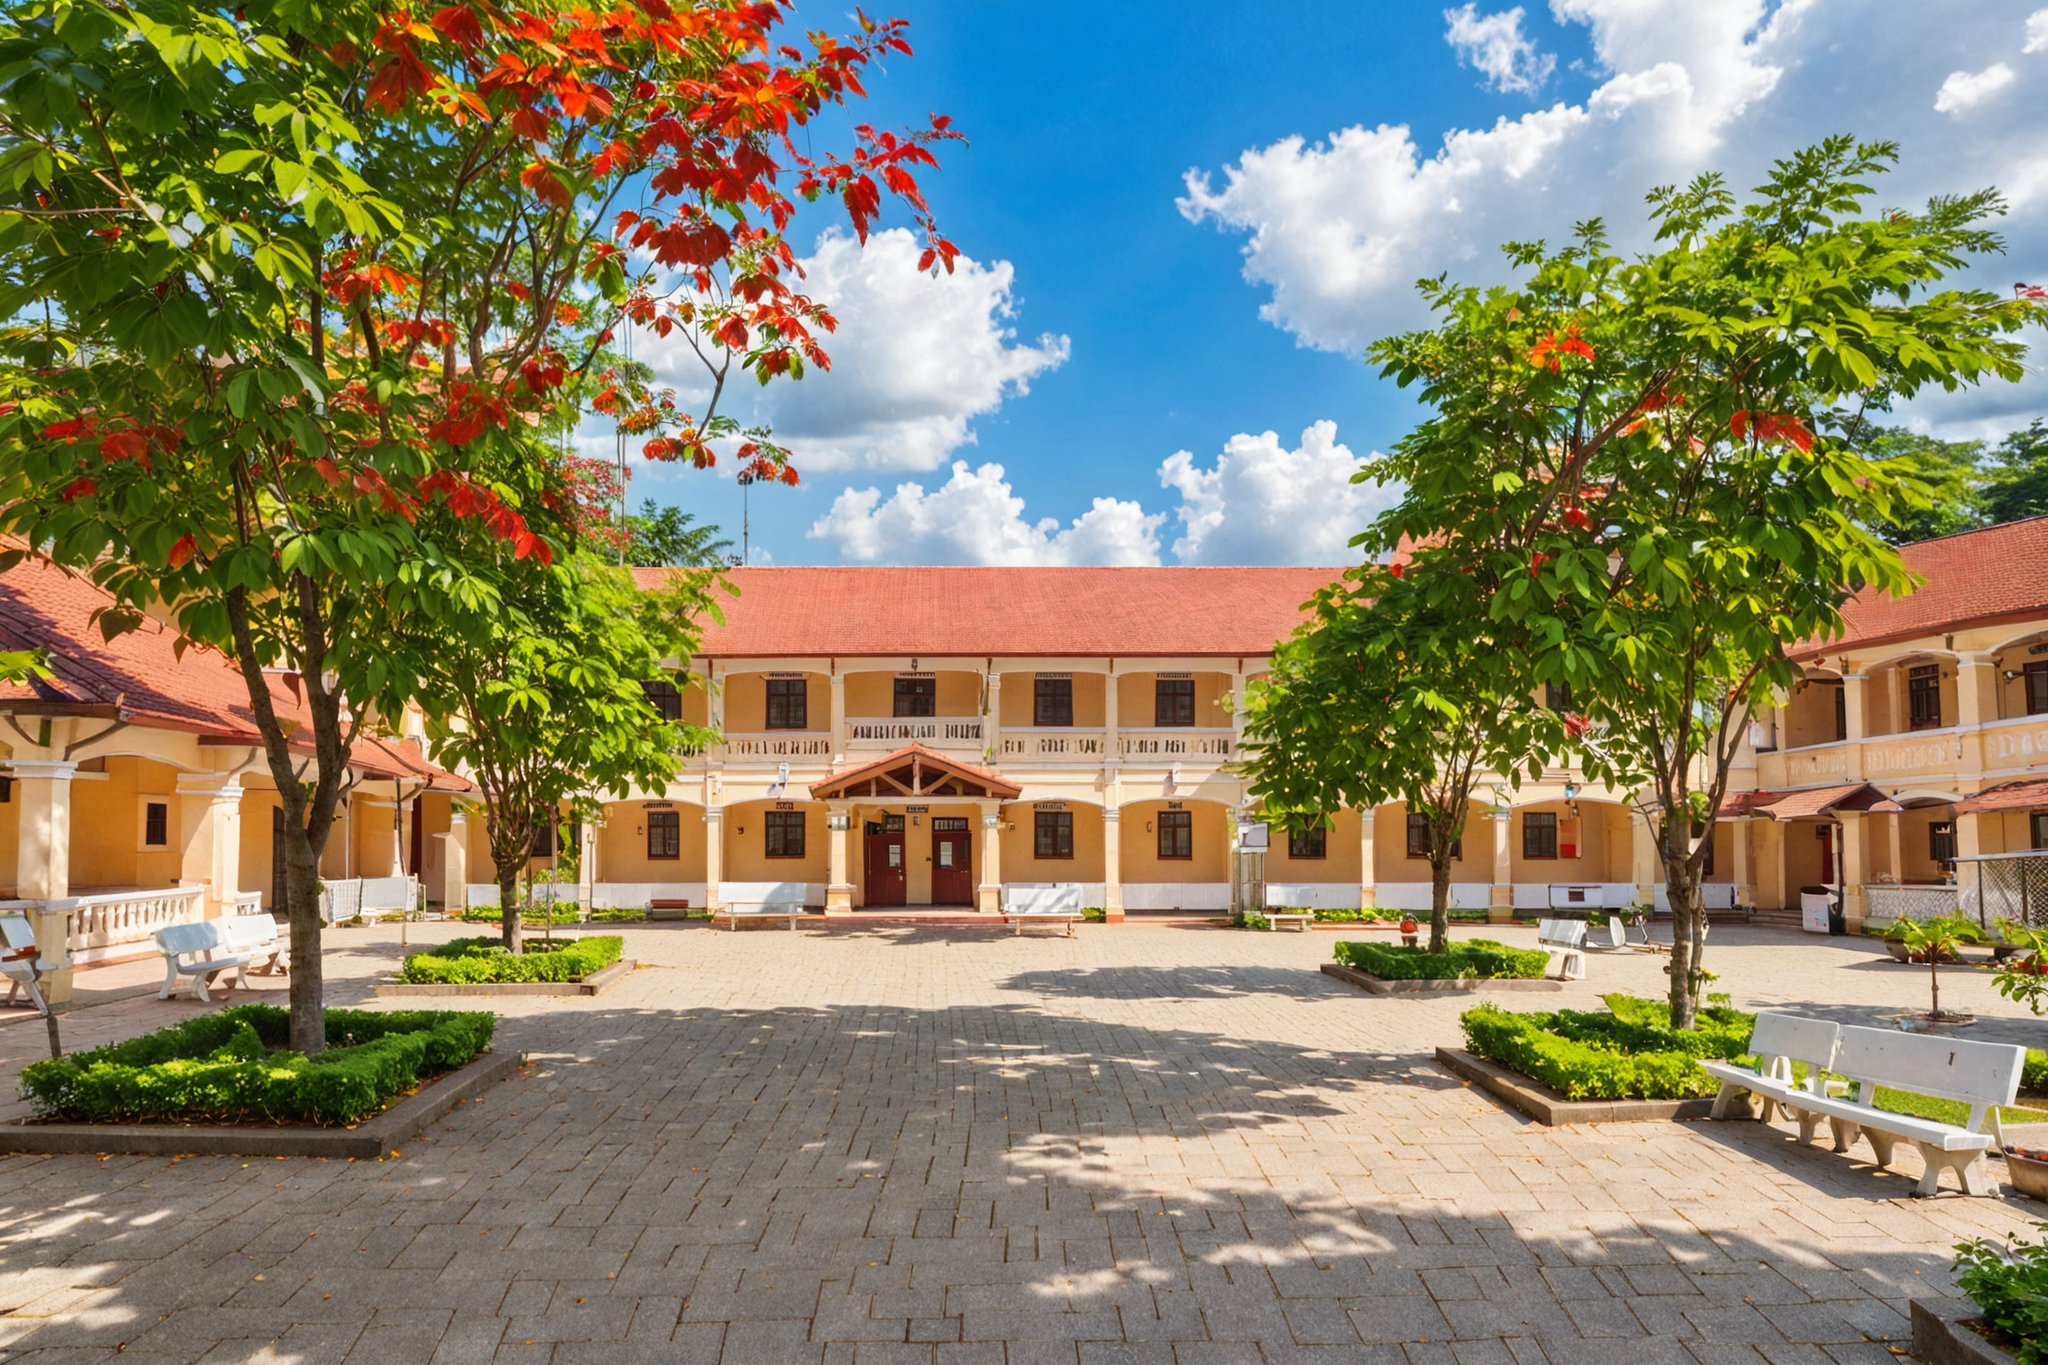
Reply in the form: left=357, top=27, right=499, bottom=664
left=0, top=919, right=2044, bottom=1364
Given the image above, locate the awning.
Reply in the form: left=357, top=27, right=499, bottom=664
left=1954, top=777, right=2048, bottom=817
left=1718, top=790, right=1783, bottom=818
left=1724, top=782, right=1903, bottom=821
left=809, top=743, right=1022, bottom=802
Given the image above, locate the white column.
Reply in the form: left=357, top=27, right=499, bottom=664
left=1102, top=807, right=1123, bottom=921
left=1955, top=810, right=1985, bottom=917
left=825, top=800, right=854, bottom=914
left=1630, top=808, right=1657, bottom=906
left=1489, top=807, right=1514, bottom=920
left=1358, top=808, right=1377, bottom=910
left=1730, top=817, right=1753, bottom=911
left=703, top=806, right=724, bottom=910
left=13, top=760, right=77, bottom=1004
left=577, top=818, right=596, bottom=914
left=1838, top=810, right=1870, bottom=926
left=1842, top=672, right=1869, bottom=781
left=977, top=799, right=1003, bottom=914
left=1103, top=669, right=1119, bottom=771
left=1230, top=668, right=1247, bottom=756
left=830, top=672, right=848, bottom=764
left=982, top=671, right=1002, bottom=762
left=176, top=775, right=244, bottom=918
left=441, top=806, right=470, bottom=913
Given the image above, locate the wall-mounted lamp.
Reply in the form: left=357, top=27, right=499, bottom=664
left=2004, top=669, right=2023, bottom=682
left=981, top=815, right=1001, bottom=831
left=1145, top=819, right=1153, bottom=833
left=911, top=814, right=921, bottom=827
left=737, top=825, right=745, bottom=836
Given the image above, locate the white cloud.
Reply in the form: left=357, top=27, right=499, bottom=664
left=1179, top=0, right=2048, bottom=372
left=1444, top=4, right=1557, bottom=95
left=807, top=462, right=1164, bottom=566
left=805, top=423, right=1389, bottom=566
left=1934, top=62, right=2017, bottom=115
left=635, top=228, right=1068, bottom=474
left=2025, top=8, right=2048, bottom=54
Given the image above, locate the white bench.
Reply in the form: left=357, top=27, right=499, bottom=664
left=1001, top=886, right=1083, bottom=937
left=714, top=882, right=806, bottom=930
left=154, top=915, right=286, bottom=1003
left=1535, top=916, right=1589, bottom=979
left=1266, top=912, right=1314, bottom=932
left=1702, top=1013, right=2026, bottom=1195
left=1, top=915, right=50, bottom=1014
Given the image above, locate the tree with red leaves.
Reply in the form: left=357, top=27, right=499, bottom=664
left=0, top=0, right=957, bottom=1053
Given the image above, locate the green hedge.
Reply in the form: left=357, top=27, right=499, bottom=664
left=458, top=903, right=581, bottom=924
left=1332, top=938, right=1549, bottom=980
left=1459, top=993, right=1756, bottom=1100
left=397, top=935, right=623, bottom=985
left=2029, top=1048, right=2048, bottom=1093
left=18, top=1005, right=495, bottom=1126
left=589, top=908, right=647, bottom=923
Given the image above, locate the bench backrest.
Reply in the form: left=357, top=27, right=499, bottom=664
left=1005, top=885, right=1082, bottom=913
left=1536, top=917, right=1586, bottom=948
left=156, top=920, right=227, bottom=955
left=0, top=915, right=36, bottom=955
left=722, top=881, right=806, bottom=906
left=360, top=876, right=417, bottom=912
left=1748, top=1012, right=1840, bottom=1088
left=1832, top=1025, right=2024, bottom=1129
left=217, top=914, right=280, bottom=952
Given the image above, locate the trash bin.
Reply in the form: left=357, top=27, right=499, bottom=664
left=1798, top=888, right=1833, bottom=934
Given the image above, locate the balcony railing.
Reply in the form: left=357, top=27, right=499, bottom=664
left=847, top=716, right=984, bottom=748
left=52, top=886, right=207, bottom=966
left=720, top=731, right=833, bottom=760
left=1117, top=728, right=1234, bottom=759
left=1000, top=728, right=1105, bottom=759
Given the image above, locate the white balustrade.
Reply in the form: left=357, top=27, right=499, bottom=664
left=721, top=732, right=833, bottom=760
left=56, top=887, right=207, bottom=966
left=232, top=891, right=266, bottom=916
left=1116, top=728, right=1234, bottom=759
left=999, top=729, right=1105, bottom=759
left=846, top=716, right=984, bottom=748
left=1862, top=884, right=1961, bottom=926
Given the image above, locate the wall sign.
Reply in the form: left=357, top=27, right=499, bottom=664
left=1166, top=800, right=1184, bottom=810
left=1036, top=671, right=1071, bottom=680
left=1034, top=801, right=1068, bottom=811
left=774, top=801, right=796, bottom=811
left=906, top=805, right=929, bottom=814
left=769, top=670, right=806, bottom=678
left=1157, top=671, right=1191, bottom=680
left=643, top=801, right=673, bottom=810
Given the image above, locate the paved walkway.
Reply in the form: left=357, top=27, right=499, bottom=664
left=0, top=920, right=2044, bottom=1363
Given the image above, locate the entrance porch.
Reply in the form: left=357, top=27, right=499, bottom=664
left=808, top=744, right=1023, bottom=914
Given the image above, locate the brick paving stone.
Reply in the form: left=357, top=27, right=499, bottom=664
left=0, top=922, right=2043, bottom=1362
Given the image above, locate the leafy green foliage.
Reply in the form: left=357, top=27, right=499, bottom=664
left=1953, top=1228, right=2048, bottom=1364
left=1460, top=994, right=1754, bottom=1100
left=589, top=908, right=648, bottom=923
left=1359, top=137, right=2043, bottom=1027
left=396, top=935, right=621, bottom=985
left=1334, top=938, right=1549, bottom=980
left=1860, top=427, right=1989, bottom=542
left=1992, top=920, right=2048, bottom=1016
left=624, top=503, right=732, bottom=568
left=458, top=904, right=581, bottom=926
left=18, top=1005, right=494, bottom=1125
left=1883, top=914, right=1984, bottom=1019
left=1984, top=420, right=2048, bottom=527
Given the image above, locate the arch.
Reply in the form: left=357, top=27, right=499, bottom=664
left=1001, top=797, right=1106, bottom=887
left=1117, top=796, right=1232, bottom=902
left=1982, top=624, right=2048, bottom=659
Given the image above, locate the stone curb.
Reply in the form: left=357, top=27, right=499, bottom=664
left=372, top=959, right=637, bottom=998
left=1319, top=962, right=1566, bottom=995
left=1434, top=1046, right=1718, bottom=1126
left=0, top=1048, right=527, bottom=1159
left=1910, top=1298, right=2018, bottom=1364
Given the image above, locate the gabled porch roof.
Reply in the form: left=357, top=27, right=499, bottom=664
left=1724, top=782, right=1904, bottom=822
left=809, top=743, right=1021, bottom=802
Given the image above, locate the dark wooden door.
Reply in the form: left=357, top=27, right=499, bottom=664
left=1817, top=823, right=1835, bottom=885
left=931, top=823, right=972, bottom=905
left=864, top=820, right=907, bottom=906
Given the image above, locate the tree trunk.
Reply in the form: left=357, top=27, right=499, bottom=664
left=1663, top=847, right=1705, bottom=1030
left=497, top=865, right=523, bottom=955
left=1428, top=855, right=1453, bottom=954
left=283, top=834, right=327, bottom=1055
left=1929, top=953, right=1940, bottom=1019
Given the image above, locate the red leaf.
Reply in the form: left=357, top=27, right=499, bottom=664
left=429, top=5, right=482, bottom=47
left=62, top=477, right=97, bottom=501
left=167, top=534, right=197, bottom=569
left=98, top=431, right=147, bottom=462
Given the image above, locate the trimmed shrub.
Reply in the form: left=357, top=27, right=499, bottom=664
left=2027, top=1048, right=2048, bottom=1093
left=18, top=1005, right=495, bottom=1126
left=1308, top=907, right=1387, bottom=923
left=589, top=908, right=648, bottom=923
left=397, top=935, right=623, bottom=985
left=1333, top=938, right=1549, bottom=981
left=459, top=902, right=581, bottom=925
left=1239, top=911, right=1272, bottom=931
left=1081, top=907, right=1106, bottom=922
left=1458, top=993, right=1755, bottom=1101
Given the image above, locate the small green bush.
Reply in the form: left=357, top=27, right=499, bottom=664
left=1333, top=938, right=1548, bottom=981
left=1308, top=906, right=1386, bottom=923
left=589, top=908, right=648, bottom=923
left=2026, top=1048, right=2048, bottom=1093
left=397, top=935, right=623, bottom=985
left=1457, top=992, right=1755, bottom=1101
left=1954, top=1228, right=2048, bottom=1363
left=1239, top=911, right=1272, bottom=931
left=1081, top=907, right=1106, bottom=922
left=459, top=902, right=581, bottom=925
left=18, top=1005, right=495, bottom=1126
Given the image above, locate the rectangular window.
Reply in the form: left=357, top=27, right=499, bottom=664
left=2026, top=661, right=2048, bottom=717
left=646, top=810, right=680, bottom=860
left=643, top=679, right=683, bottom=722
left=1545, top=682, right=1575, bottom=713
left=1034, top=810, right=1074, bottom=859
left=1287, top=827, right=1326, bottom=859
left=143, top=800, right=169, bottom=847
left=765, top=809, right=806, bottom=859
left=1154, top=677, right=1195, bottom=727
left=1907, top=664, right=1942, bottom=731
left=1929, top=820, right=1957, bottom=868
left=531, top=816, right=555, bottom=859
left=2033, top=811, right=2048, bottom=851
left=1833, top=683, right=1848, bottom=742
left=1522, top=811, right=1559, bottom=860
left=1406, top=813, right=1463, bottom=860
left=893, top=677, right=935, bottom=717
left=765, top=677, right=808, bottom=730
left=1156, top=809, right=1192, bottom=860
left=1035, top=676, right=1073, bottom=727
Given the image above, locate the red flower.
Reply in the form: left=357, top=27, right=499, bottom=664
left=1529, top=323, right=1594, bottom=373
left=62, top=477, right=97, bottom=501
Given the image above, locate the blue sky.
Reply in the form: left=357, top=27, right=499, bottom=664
left=620, top=1, right=2048, bottom=566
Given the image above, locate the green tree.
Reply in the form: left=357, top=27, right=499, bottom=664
left=1983, top=419, right=2048, bottom=525
left=418, top=557, right=720, bottom=953
left=0, top=0, right=955, bottom=1052
left=627, top=502, right=732, bottom=568
left=1363, top=138, right=2040, bottom=1027
left=1243, top=562, right=1559, bottom=952
left=1861, top=427, right=1985, bottom=542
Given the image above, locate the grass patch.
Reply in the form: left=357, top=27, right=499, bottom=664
left=397, top=935, right=622, bottom=986
left=458, top=903, right=581, bottom=925
left=19, top=1005, right=495, bottom=1126
left=1334, top=938, right=1550, bottom=981
left=589, top=908, right=648, bottom=923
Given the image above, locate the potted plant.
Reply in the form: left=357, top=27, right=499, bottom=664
left=1887, top=914, right=1984, bottom=1028
left=1398, top=915, right=1420, bottom=947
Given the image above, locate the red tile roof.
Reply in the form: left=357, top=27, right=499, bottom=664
left=810, top=743, right=1022, bottom=801
left=0, top=553, right=465, bottom=789
left=637, top=565, right=1341, bottom=658
left=1954, top=777, right=2048, bottom=816
left=1795, top=516, right=2048, bottom=659
left=1734, top=783, right=1902, bottom=821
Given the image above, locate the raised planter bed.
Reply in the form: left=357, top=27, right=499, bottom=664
left=1321, top=963, right=1564, bottom=995
left=1911, top=1299, right=2019, bottom=1365
left=1436, top=1046, right=1716, bottom=1125
left=376, top=958, right=636, bottom=997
